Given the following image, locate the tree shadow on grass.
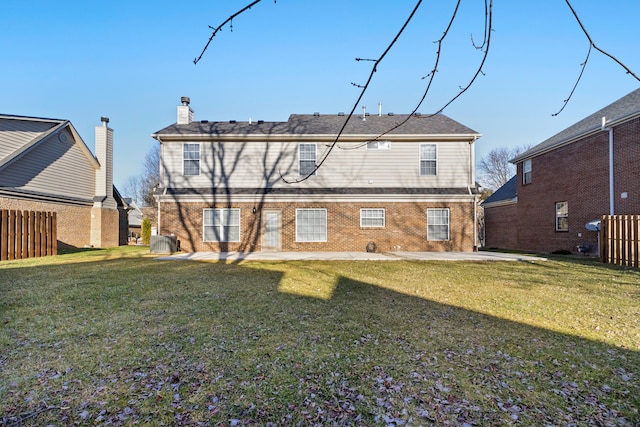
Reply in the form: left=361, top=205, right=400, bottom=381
left=0, top=257, right=638, bottom=425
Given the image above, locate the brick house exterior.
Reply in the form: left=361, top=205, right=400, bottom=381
left=0, top=115, right=127, bottom=248
left=483, top=88, right=640, bottom=254
left=152, top=98, right=482, bottom=253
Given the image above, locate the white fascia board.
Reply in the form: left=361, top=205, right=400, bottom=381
left=155, top=193, right=477, bottom=204
left=481, top=197, right=518, bottom=209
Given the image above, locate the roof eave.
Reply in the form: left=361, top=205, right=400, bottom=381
left=511, top=111, right=640, bottom=163
left=152, top=132, right=481, bottom=143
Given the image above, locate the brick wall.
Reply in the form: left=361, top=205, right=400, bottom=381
left=510, top=117, right=639, bottom=254
left=0, top=197, right=92, bottom=248
left=613, top=117, right=640, bottom=214
left=484, top=203, right=518, bottom=250
left=159, top=200, right=476, bottom=253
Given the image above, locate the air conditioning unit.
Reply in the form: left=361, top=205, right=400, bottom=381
left=150, top=235, right=178, bottom=253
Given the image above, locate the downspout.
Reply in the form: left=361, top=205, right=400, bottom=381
left=156, top=136, right=164, bottom=235
left=469, top=136, right=478, bottom=251
left=601, top=117, right=614, bottom=215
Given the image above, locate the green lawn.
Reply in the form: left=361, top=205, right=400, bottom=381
left=1, top=246, right=638, bottom=426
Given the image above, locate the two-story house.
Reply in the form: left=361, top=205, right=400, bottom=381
left=152, top=97, right=481, bottom=253
left=483, top=87, right=640, bottom=254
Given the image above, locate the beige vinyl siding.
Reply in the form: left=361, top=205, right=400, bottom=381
left=0, top=130, right=96, bottom=201
left=0, top=119, right=57, bottom=159
left=162, top=139, right=472, bottom=189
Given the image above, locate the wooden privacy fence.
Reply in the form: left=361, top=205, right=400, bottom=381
left=600, top=215, right=639, bottom=268
left=0, top=210, right=57, bottom=261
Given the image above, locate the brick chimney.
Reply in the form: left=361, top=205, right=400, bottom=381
left=177, top=96, right=194, bottom=124
left=90, top=116, right=118, bottom=247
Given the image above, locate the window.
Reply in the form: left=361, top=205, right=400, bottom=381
left=427, top=208, right=450, bottom=241
left=420, top=144, right=437, bottom=176
left=203, top=208, right=240, bottom=242
left=523, top=159, right=532, bottom=184
left=360, top=208, right=385, bottom=227
left=555, top=202, right=568, bottom=232
left=366, top=140, right=391, bottom=150
left=296, top=208, right=327, bottom=242
left=183, top=143, right=200, bottom=176
left=299, top=144, right=317, bottom=176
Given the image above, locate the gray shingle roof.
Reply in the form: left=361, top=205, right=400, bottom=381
left=481, top=175, right=517, bottom=207
left=153, top=113, right=480, bottom=137
left=512, top=88, right=640, bottom=163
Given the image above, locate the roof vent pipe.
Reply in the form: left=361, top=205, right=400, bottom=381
left=362, top=105, right=366, bottom=121
left=378, top=102, right=382, bottom=116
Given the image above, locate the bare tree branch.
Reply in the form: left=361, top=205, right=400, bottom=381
left=478, top=145, right=530, bottom=190
left=552, top=45, right=591, bottom=117
left=193, top=1, right=636, bottom=182
left=194, top=0, right=265, bottom=65
left=555, top=0, right=640, bottom=115
left=281, top=0, right=425, bottom=183
left=338, top=0, right=491, bottom=151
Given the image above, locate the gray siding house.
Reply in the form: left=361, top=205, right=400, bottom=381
left=0, top=114, right=125, bottom=248
left=152, top=97, right=482, bottom=253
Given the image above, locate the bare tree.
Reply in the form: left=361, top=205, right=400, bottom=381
left=122, top=144, right=160, bottom=207
left=478, top=146, right=529, bottom=191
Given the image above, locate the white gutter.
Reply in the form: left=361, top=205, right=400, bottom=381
left=601, top=117, right=614, bottom=215
left=469, top=136, right=478, bottom=251
left=156, top=136, right=164, bottom=235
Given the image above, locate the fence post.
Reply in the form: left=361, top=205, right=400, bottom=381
left=1, top=210, right=7, bottom=261
left=22, top=211, right=29, bottom=259
left=15, top=211, right=23, bottom=260
left=633, top=215, right=639, bottom=269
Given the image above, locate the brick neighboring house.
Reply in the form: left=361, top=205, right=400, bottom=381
left=483, top=88, right=640, bottom=254
left=152, top=97, right=482, bottom=253
left=0, top=114, right=127, bottom=248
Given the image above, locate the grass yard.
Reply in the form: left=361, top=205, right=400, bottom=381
left=0, top=246, right=638, bottom=426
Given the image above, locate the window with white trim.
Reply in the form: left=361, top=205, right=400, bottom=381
left=296, top=208, right=326, bottom=242
left=360, top=208, right=385, bottom=227
left=366, top=140, right=391, bottom=150
left=420, top=144, right=437, bottom=176
left=523, top=159, right=532, bottom=184
left=203, top=208, right=240, bottom=242
left=299, top=144, right=317, bottom=176
left=183, top=143, right=200, bottom=176
left=555, top=202, right=568, bottom=232
left=427, top=208, right=450, bottom=241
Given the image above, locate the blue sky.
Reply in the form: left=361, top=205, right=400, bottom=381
left=2, top=1, right=639, bottom=192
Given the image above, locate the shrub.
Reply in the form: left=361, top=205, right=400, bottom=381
left=141, top=218, right=152, bottom=245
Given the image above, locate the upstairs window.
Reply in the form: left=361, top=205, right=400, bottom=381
left=360, top=208, right=385, bottom=228
left=203, top=208, right=240, bottom=242
left=427, top=208, right=450, bottom=241
left=183, top=143, right=200, bottom=176
left=420, top=144, right=437, bottom=176
left=366, top=140, right=391, bottom=150
left=523, top=159, right=532, bottom=184
left=299, top=144, right=317, bottom=176
left=555, top=202, right=568, bottom=232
